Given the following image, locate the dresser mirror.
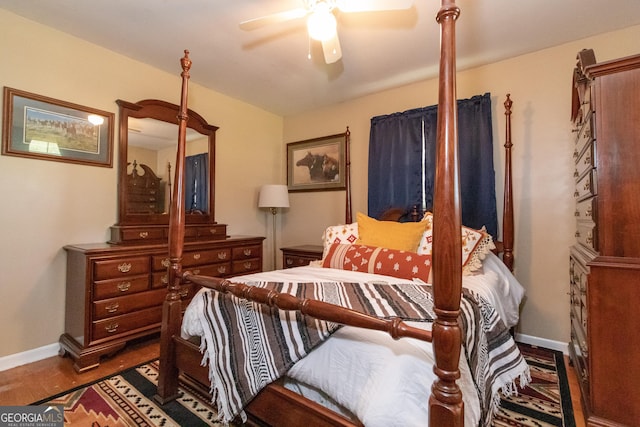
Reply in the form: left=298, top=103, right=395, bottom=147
left=115, top=99, right=218, bottom=228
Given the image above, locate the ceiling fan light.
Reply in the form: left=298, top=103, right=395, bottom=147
left=307, top=9, right=337, bottom=41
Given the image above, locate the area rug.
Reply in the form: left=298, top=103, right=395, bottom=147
left=493, top=343, right=576, bottom=427
left=32, top=360, right=220, bottom=426
left=33, top=343, right=575, bottom=426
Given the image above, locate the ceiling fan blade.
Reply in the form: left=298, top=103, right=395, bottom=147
left=239, top=8, right=308, bottom=31
left=336, top=0, right=413, bottom=13
left=322, top=34, right=342, bottom=64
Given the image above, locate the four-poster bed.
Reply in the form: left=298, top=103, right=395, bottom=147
left=154, top=1, right=526, bottom=426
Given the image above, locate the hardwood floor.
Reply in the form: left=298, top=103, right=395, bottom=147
left=0, top=336, right=159, bottom=406
left=0, top=338, right=586, bottom=426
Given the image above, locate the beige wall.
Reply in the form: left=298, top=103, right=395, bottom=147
left=282, top=25, right=640, bottom=343
left=0, top=9, right=283, bottom=357
left=1, top=5, right=638, bottom=359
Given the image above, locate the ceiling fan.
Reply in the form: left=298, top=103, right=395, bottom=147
left=239, top=0, right=414, bottom=64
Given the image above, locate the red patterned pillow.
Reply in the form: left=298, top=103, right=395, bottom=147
left=322, top=243, right=433, bottom=282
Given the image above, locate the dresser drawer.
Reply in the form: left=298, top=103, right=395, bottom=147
left=574, top=141, right=595, bottom=181
left=183, top=248, right=231, bottom=267
left=194, top=224, right=227, bottom=240
left=570, top=314, right=589, bottom=388
left=120, top=227, right=165, bottom=242
left=574, top=169, right=597, bottom=201
left=152, top=249, right=232, bottom=270
left=93, top=288, right=167, bottom=320
left=232, top=245, right=262, bottom=260
left=92, top=305, right=162, bottom=341
left=575, top=221, right=597, bottom=251
left=284, top=254, right=317, bottom=268
left=93, top=275, right=150, bottom=300
left=94, top=256, right=150, bottom=280
left=574, top=111, right=594, bottom=159
left=281, top=245, right=324, bottom=269
left=575, top=196, right=596, bottom=222
left=232, top=259, right=261, bottom=275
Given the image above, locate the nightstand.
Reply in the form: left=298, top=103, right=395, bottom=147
left=281, top=245, right=324, bottom=269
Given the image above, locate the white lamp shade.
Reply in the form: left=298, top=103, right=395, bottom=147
left=258, top=184, right=290, bottom=208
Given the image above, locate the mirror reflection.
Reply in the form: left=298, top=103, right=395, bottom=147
left=114, top=98, right=218, bottom=228
left=126, top=117, right=209, bottom=215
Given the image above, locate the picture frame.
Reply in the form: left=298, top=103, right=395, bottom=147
left=287, top=131, right=347, bottom=192
left=2, top=87, right=114, bottom=167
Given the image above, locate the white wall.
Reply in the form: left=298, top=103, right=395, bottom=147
left=0, top=9, right=283, bottom=358
left=281, top=25, right=640, bottom=343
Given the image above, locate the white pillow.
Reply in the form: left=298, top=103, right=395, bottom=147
left=322, top=223, right=359, bottom=258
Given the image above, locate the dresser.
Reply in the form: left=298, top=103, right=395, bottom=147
left=569, top=51, right=640, bottom=426
left=281, top=245, right=324, bottom=268
left=60, top=235, right=264, bottom=372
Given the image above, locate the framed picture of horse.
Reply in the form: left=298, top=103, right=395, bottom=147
left=2, top=87, right=114, bottom=167
left=286, top=131, right=347, bottom=192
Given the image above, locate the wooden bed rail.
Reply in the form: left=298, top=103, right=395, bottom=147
left=183, top=273, right=433, bottom=343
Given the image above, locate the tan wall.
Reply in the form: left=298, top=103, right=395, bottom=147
left=0, top=9, right=283, bottom=357
left=1, top=5, right=638, bottom=358
left=282, top=25, right=640, bottom=343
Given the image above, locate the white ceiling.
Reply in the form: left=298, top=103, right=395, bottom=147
left=2, top=0, right=640, bottom=116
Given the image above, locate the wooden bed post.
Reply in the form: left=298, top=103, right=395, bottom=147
left=429, top=1, right=464, bottom=426
left=502, top=94, right=515, bottom=271
left=155, top=49, right=191, bottom=404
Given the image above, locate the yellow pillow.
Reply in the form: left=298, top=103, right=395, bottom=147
left=355, top=212, right=427, bottom=252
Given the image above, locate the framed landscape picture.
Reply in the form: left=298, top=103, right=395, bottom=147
left=287, top=131, right=347, bottom=192
left=2, top=87, right=114, bottom=167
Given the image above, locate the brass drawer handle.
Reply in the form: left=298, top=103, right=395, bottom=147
left=218, top=252, right=228, bottom=260
left=192, top=253, right=201, bottom=260
left=575, top=231, right=581, bottom=238
left=243, top=249, right=253, bottom=256
left=217, top=266, right=227, bottom=274
left=209, top=228, right=217, bottom=235
left=574, top=190, right=579, bottom=198
left=118, top=262, right=132, bottom=273
left=161, top=258, right=170, bottom=268
left=286, top=258, right=293, bottom=265
left=583, top=181, right=591, bottom=191
left=573, top=170, right=579, bottom=178
left=179, top=289, right=189, bottom=298
left=117, top=281, right=131, bottom=292
left=192, top=269, right=200, bottom=275
left=573, top=150, right=579, bottom=159
left=585, top=207, right=592, bottom=217
left=584, top=155, right=591, bottom=165
left=243, top=262, right=252, bottom=270
left=161, top=275, right=168, bottom=284
left=106, top=303, right=120, bottom=313
left=574, top=210, right=580, bottom=217
left=586, top=232, right=593, bottom=245
left=139, top=232, right=148, bottom=238
left=105, top=323, right=119, bottom=333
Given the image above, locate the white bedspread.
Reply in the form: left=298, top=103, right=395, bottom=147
left=181, top=252, right=526, bottom=427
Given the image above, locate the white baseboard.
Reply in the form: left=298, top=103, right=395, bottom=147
left=0, top=342, right=60, bottom=372
left=515, top=333, right=569, bottom=354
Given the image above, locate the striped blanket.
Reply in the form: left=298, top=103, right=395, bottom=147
left=190, top=280, right=528, bottom=426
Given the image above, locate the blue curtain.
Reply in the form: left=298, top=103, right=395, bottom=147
left=185, top=153, right=208, bottom=214
left=368, top=93, right=497, bottom=238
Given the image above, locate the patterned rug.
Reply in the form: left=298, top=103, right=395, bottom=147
left=493, top=343, right=576, bottom=427
left=32, top=360, right=220, bottom=426
left=33, top=343, right=575, bottom=426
